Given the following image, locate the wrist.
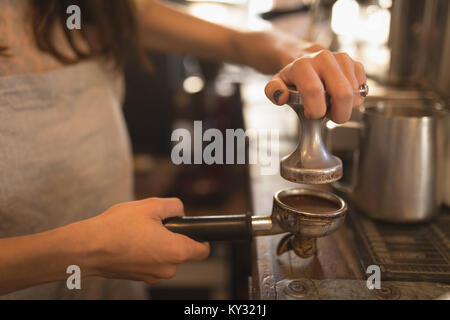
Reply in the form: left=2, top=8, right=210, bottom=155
left=235, top=30, right=328, bottom=74
left=232, top=30, right=282, bottom=74
left=52, top=218, right=106, bottom=279
left=273, top=34, right=326, bottom=69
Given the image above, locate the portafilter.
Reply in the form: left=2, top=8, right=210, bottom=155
left=163, top=187, right=347, bottom=258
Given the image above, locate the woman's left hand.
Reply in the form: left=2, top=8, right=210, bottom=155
left=265, top=47, right=366, bottom=124
left=238, top=31, right=366, bottom=124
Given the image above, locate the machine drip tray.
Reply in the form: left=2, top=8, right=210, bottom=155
left=347, top=204, right=450, bottom=284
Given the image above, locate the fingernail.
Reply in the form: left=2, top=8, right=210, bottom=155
left=273, top=89, right=283, bottom=104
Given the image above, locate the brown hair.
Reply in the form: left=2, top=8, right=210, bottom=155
left=1, top=0, right=148, bottom=69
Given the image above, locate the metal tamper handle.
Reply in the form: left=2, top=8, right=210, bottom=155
left=280, top=84, right=368, bottom=184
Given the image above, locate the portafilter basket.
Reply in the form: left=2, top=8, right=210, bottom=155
left=163, top=187, right=347, bottom=258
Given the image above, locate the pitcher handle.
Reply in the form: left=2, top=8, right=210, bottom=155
left=325, top=120, right=364, bottom=195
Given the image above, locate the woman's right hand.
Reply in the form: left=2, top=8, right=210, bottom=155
left=83, top=197, right=210, bottom=284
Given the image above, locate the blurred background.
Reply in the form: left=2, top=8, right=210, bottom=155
left=122, top=0, right=450, bottom=299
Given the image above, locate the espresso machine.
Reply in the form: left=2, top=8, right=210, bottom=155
left=164, top=0, right=449, bottom=264
left=164, top=86, right=368, bottom=258
left=323, top=0, right=450, bottom=221
left=162, top=0, right=450, bottom=299
left=319, top=0, right=450, bottom=296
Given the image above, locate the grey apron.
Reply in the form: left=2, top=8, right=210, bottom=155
left=0, top=60, right=148, bottom=299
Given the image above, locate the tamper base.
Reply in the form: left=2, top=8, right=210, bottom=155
left=280, top=154, right=343, bottom=184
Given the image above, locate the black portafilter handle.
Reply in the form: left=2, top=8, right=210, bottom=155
left=163, top=214, right=252, bottom=242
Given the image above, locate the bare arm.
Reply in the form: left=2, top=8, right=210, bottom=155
left=0, top=198, right=209, bottom=296
left=137, top=0, right=308, bottom=74
left=0, top=220, right=96, bottom=295
left=138, top=1, right=367, bottom=124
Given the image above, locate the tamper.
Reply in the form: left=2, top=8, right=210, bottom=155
left=280, top=85, right=369, bottom=184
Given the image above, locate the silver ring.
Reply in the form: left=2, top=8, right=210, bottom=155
left=356, top=83, right=369, bottom=97
left=287, top=83, right=369, bottom=105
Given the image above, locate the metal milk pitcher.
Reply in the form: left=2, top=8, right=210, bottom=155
left=327, top=99, right=449, bottom=223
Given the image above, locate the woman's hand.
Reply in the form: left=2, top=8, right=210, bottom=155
left=264, top=48, right=367, bottom=124
left=246, top=30, right=367, bottom=124
left=85, top=197, right=210, bottom=284
left=233, top=30, right=366, bottom=124
left=0, top=197, right=209, bottom=295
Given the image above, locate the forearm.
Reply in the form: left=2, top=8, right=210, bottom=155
left=138, top=1, right=323, bottom=75
left=139, top=1, right=240, bottom=64
left=0, top=220, right=97, bottom=295
left=0, top=197, right=212, bottom=296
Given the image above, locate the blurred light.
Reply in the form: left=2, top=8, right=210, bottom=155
left=187, top=0, right=271, bottom=31
left=378, top=0, right=392, bottom=9
left=332, top=0, right=390, bottom=45
left=362, top=44, right=391, bottom=76
left=246, top=0, right=273, bottom=30
left=189, top=3, right=230, bottom=24
left=247, top=0, right=273, bottom=15
left=331, top=0, right=360, bottom=38
left=183, top=76, right=205, bottom=94
left=363, top=5, right=390, bottom=44
left=215, top=81, right=234, bottom=97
